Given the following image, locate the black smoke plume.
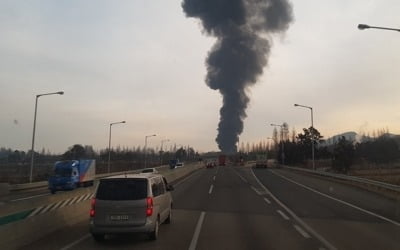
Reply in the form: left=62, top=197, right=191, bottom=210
left=182, top=0, right=293, bottom=153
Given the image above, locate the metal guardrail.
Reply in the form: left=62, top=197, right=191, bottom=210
left=282, top=166, right=400, bottom=193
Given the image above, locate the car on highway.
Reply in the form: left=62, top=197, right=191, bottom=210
left=175, top=162, right=184, bottom=168
left=141, top=168, right=158, bottom=174
left=89, top=173, right=174, bottom=241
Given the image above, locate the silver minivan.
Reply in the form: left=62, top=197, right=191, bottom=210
left=89, top=173, right=173, bottom=241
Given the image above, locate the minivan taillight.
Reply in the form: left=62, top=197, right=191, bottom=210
left=146, top=197, right=153, bottom=217
left=90, top=198, right=96, bottom=217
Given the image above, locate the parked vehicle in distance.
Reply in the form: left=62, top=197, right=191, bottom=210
left=48, top=159, right=95, bottom=194
left=175, top=162, right=184, bottom=168
left=90, top=173, right=174, bottom=241
left=141, top=168, right=158, bottom=174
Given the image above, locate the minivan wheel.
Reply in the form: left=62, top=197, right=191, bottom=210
left=92, top=233, right=105, bottom=242
left=149, top=217, right=160, bottom=241
left=165, top=208, right=172, bottom=224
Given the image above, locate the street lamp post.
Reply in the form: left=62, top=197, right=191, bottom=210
left=270, top=123, right=285, bottom=165
left=160, top=139, right=169, bottom=165
left=29, top=91, right=64, bottom=183
left=144, top=134, right=156, bottom=168
left=358, top=24, right=400, bottom=32
left=294, top=103, right=315, bottom=170
left=108, top=121, right=126, bottom=173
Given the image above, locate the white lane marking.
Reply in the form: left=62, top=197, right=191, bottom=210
left=277, top=210, right=290, bottom=220
left=50, top=200, right=65, bottom=211
left=189, top=211, right=206, bottom=250
left=263, top=197, right=271, bottom=204
left=67, top=196, right=80, bottom=206
left=59, top=233, right=90, bottom=250
left=11, top=193, right=49, bottom=202
left=59, top=199, right=71, bottom=208
left=208, top=185, right=214, bottom=194
left=270, top=170, right=400, bottom=227
left=294, top=224, right=311, bottom=239
left=76, top=194, right=86, bottom=203
left=39, top=204, right=54, bottom=214
left=234, top=171, right=248, bottom=183
left=250, top=168, right=337, bottom=250
left=213, top=176, right=216, bottom=181
left=28, top=206, right=45, bottom=217
left=250, top=186, right=262, bottom=196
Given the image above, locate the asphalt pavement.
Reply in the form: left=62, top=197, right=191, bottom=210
left=16, top=166, right=400, bottom=250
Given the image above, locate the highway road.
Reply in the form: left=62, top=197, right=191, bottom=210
left=13, top=166, right=400, bottom=250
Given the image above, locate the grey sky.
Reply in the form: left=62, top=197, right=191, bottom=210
left=1, top=0, right=399, bottom=153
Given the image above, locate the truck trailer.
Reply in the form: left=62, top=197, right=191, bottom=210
left=48, top=159, right=95, bottom=194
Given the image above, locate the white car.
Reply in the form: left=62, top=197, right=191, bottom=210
left=90, top=174, right=173, bottom=241
left=175, top=162, right=184, bottom=168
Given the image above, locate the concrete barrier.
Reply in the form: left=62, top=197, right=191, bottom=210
left=0, top=163, right=202, bottom=250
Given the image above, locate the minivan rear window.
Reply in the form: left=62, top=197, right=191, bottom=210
left=96, top=178, right=147, bottom=200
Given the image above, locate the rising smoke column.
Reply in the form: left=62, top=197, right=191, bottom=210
left=182, top=0, right=293, bottom=153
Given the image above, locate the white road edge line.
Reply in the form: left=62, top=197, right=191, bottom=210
left=250, top=168, right=337, bottom=250
left=270, top=169, right=400, bottom=227
left=294, top=224, right=311, bottom=239
left=263, top=197, right=271, bottom=204
left=188, top=211, right=206, bottom=250
left=11, top=193, right=49, bottom=202
left=277, top=210, right=290, bottom=220
left=59, top=233, right=90, bottom=250
left=208, top=185, right=214, bottom=194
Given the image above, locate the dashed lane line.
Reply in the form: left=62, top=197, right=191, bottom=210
left=208, top=185, right=214, bottom=194
left=294, top=224, right=311, bottom=239
left=250, top=186, right=262, bottom=196
left=263, top=197, right=271, bottom=204
left=250, top=168, right=337, bottom=250
left=270, top=169, right=400, bottom=227
left=277, top=210, right=290, bottom=220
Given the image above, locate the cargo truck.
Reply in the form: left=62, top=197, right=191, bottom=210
left=48, top=159, right=95, bottom=194
left=255, top=154, right=268, bottom=168
left=218, top=155, right=226, bottom=166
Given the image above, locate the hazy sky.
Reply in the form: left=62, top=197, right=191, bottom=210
left=1, top=0, right=399, bottom=153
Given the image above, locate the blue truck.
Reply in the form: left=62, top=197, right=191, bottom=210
left=48, top=159, right=96, bottom=194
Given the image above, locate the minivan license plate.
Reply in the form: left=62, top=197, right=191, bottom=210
left=110, top=215, right=129, bottom=221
